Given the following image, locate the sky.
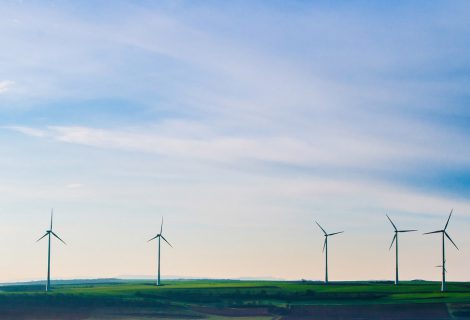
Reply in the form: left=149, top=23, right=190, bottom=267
left=0, top=0, right=469, bottom=283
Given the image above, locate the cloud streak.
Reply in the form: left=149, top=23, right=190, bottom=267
left=0, top=124, right=459, bottom=169
left=5, top=120, right=470, bottom=204
left=0, top=80, right=14, bottom=94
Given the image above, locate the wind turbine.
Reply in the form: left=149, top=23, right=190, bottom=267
left=148, top=217, right=172, bottom=286
left=315, top=221, right=343, bottom=284
left=424, top=209, right=458, bottom=292
left=386, top=214, right=417, bottom=285
left=36, top=209, right=66, bottom=292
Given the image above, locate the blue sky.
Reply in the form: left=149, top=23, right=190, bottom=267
left=0, top=0, right=469, bottom=282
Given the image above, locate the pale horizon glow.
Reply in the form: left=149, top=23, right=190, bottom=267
left=0, top=1, right=469, bottom=283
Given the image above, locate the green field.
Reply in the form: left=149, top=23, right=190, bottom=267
left=1, top=280, right=470, bottom=319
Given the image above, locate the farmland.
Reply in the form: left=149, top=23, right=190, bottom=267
left=1, top=280, right=470, bottom=319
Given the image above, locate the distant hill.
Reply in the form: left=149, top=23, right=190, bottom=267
left=0, top=278, right=125, bottom=286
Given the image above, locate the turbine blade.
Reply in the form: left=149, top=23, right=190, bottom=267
left=438, top=265, right=447, bottom=273
left=315, top=221, right=327, bottom=235
left=389, top=234, right=397, bottom=250
left=445, top=232, right=459, bottom=250
left=444, top=209, right=453, bottom=230
left=36, top=232, right=49, bottom=242
left=398, top=229, right=417, bottom=233
left=328, top=231, right=344, bottom=236
left=51, top=231, right=66, bottom=245
left=160, top=217, right=163, bottom=235
left=161, top=235, right=173, bottom=248
left=50, top=209, right=54, bottom=230
left=322, top=238, right=326, bottom=252
left=147, top=235, right=160, bottom=242
left=386, top=214, right=397, bottom=231
left=423, top=230, right=442, bottom=235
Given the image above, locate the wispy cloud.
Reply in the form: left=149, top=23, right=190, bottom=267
left=66, top=183, right=83, bottom=189
left=4, top=122, right=470, bottom=183
left=3, top=125, right=47, bottom=137
left=0, top=80, right=14, bottom=94
left=0, top=124, right=433, bottom=167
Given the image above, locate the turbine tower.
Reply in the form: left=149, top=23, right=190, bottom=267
left=386, top=214, right=417, bottom=285
left=315, top=221, right=343, bottom=284
left=148, top=217, right=172, bottom=286
left=424, top=209, right=458, bottom=292
left=36, top=209, right=66, bottom=292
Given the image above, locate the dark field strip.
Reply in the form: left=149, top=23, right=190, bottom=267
left=284, top=303, right=450, bottom=319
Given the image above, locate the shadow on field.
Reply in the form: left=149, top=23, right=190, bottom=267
left=283, top=303, right=450, bottom=319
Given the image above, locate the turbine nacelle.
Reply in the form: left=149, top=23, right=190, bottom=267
left=315, top=221, right=343, bottom=239
left=423, top=210, right=458, bottom=250
left=147, top=234, right=161, bottom=242
left=36, top=211, right=67, bottom=245
left=148, top=234, right=173, bottom=247
left=436, top=265, right=448, bottom=273
left=386, top=214, right=417, bottom=250
left=148, top=218, right=173, bottom=247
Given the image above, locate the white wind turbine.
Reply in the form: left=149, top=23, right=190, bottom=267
left=315, top=221, right=343, bottom=284
left=148, top=217, right=172, bottom=286
left=386, top=214, right=417, bottom=285
left=36, top=209, right=66, bottom=292
left=424, top=209, right=459, bottom=292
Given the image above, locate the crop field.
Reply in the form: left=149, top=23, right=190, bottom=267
left=1, top=280, right=470, bottom=319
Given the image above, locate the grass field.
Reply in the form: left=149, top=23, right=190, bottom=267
left=1, top=280, right=470, bottom=319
